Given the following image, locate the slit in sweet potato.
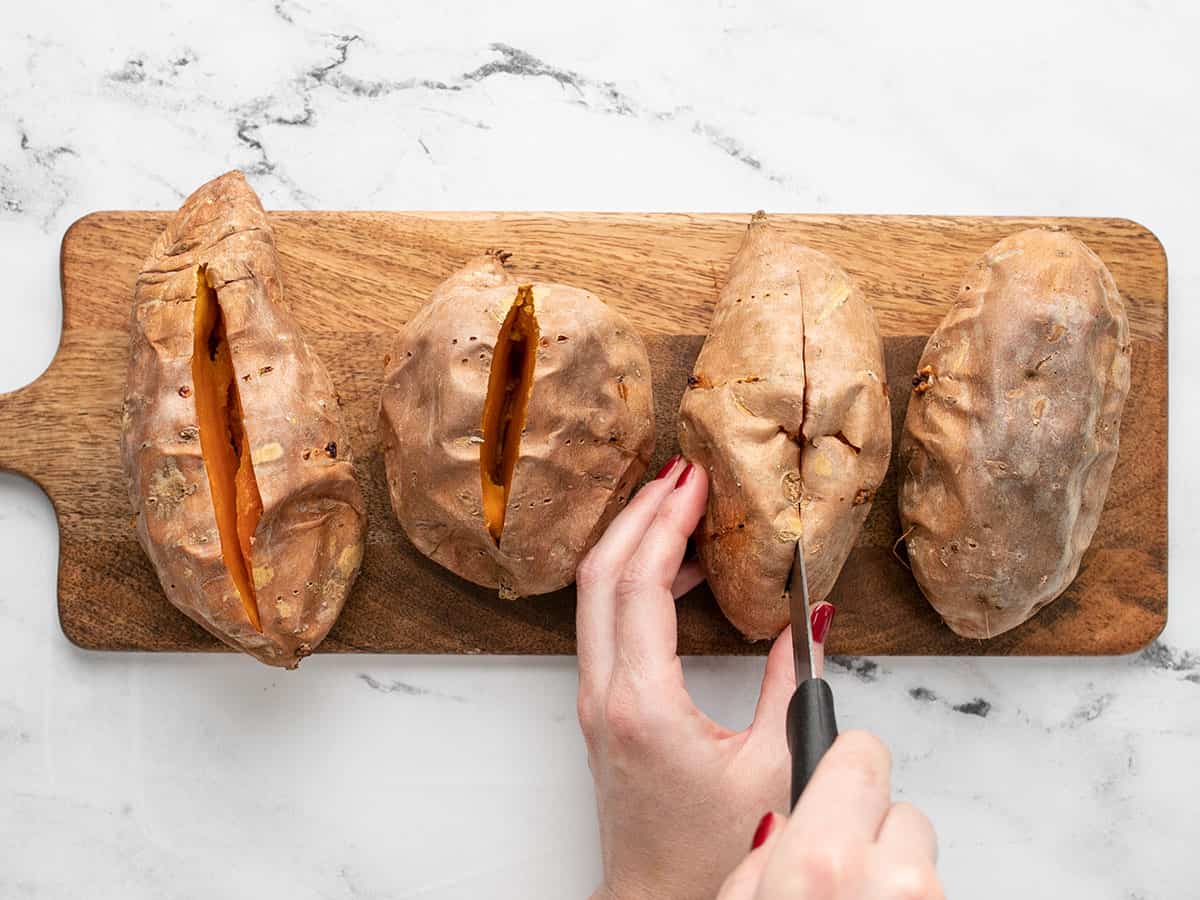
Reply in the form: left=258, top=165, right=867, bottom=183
left=192, top=265, right=263, bottom=631
left=481, top=285, right=539, bottom=544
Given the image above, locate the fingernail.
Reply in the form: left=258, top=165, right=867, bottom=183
left=811, top=602, right=836, bottom=644
left=655, top=454, right=681, bottom=480
left=751, top=811, right=775, bottom=850
left=675, top=462, right=696, bottom=489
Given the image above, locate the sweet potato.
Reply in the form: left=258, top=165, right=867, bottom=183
left=899, top=228, right=1131, bottom=638
left=379, top=252, right=655, bottom=598
left=679, top=213, right=891, bottom=639
left=120, top=171, right=366, bottom=667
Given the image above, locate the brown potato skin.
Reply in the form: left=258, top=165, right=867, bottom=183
left=679, top=214, right=891, bottom=640
left=899, top=228, right=1131, bottom=639
left=120, top=171, right=366, bottom=667
left=380, top=253, right=655, bottom=598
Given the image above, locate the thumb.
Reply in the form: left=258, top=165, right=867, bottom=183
left=749, top=602, right=835, bottom=745
left=749, top=625, right=797, bottom=743
left=716, top=811, right=789, bottom=900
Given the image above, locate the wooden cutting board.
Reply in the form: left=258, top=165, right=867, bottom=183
left=0, top=212, right=1167, bottom=657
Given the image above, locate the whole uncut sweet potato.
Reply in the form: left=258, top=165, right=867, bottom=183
left=899, top=228, right=1131, bottom=638
left=679, top=213, right=891, bottom=640
left=120, top=171, right=366, bottom=667
left=379, top=252, right=655, bottom=599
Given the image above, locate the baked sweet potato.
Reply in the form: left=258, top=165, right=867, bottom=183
left=899, top=228, right=1131, bottom=638
left=679, top=213, right=891, bottom=639
left=379, top=252, right=654, bottom=598
left=120, top=171, right=366, bottom=667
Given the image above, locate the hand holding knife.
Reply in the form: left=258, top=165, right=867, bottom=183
left=785, top=540, right=839, bottom=810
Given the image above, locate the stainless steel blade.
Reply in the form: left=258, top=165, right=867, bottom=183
left=788, top=540, right=817, bottom=682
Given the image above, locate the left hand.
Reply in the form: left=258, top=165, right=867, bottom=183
left=575, top=456, right=831, bottom=900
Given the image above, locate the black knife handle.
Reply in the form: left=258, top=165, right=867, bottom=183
left=786, top=677, right=838, bottom=810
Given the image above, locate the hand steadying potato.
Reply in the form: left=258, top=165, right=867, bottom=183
left=575, top=456, right=939, bottom=898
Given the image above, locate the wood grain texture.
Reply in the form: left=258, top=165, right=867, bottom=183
left=0, top=212, right=1167, bottom=657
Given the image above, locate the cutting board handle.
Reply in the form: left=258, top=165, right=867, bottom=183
left=0, top=354, right=72, bottom=495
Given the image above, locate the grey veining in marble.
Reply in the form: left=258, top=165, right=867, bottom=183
left=1, top=1, right=1198, bottom=897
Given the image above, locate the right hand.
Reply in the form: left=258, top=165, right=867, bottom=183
left=717, top=731, right=944, bottom=899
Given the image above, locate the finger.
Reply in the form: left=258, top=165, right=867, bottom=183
left=779, top=730, right=893, bottom=850
left=576, top=456, right=685, bottom=693
left=748, top=626, right=797, bottom=745
left=670, top=559, right=705, bottom=599
left=614, top=462, right=708, bottom=675
left=716, top=812, right=789, bottom=900
left=877, top=802, right=938, bottom=864
left=581, top=455, right=686, bottom=577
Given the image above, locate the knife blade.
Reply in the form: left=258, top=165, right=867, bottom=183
left=788, top=540, right=817, bottom=682
left=784, top=539, right=839, bottom=809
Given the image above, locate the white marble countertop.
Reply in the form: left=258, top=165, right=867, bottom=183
left=1, top=1, right=1197, bottom=896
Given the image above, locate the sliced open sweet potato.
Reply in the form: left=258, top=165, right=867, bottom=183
left=380, top=253, right=656, bottom=599
left=123, top=170, right=366, bottom=668
left=191, top=265, right=263, bottom=631
left=480, top=285, right=539, bottom=543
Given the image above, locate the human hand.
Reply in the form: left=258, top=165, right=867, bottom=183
left=718, top=731, right=943, bottom=900
left=576, top=456, right=835, bottom=900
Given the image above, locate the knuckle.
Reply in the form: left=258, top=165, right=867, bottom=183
left=830, top=729, right=892, bottom=784
left=614, top=575, right=649, bottom=607
left=603, top=691, right=644, bottom=746
left=615, top=559, right=656, bottom=597
left=576, top=689, right=601, bottom=741
left=576, top=552, right=608, bottom=592
left=892, top=801, right=935, bottom=842
left=792, top=845, right=845, bottom=897
left=602, top=682, right=663, bottom=748
left=889, top=863, right=941, bottom=900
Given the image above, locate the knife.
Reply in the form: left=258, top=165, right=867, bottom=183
left=785, top=539, right=839, bottom=809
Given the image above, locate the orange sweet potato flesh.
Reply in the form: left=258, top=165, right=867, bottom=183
left=192, top=265, right=263, bottom=631
left=480, top=285, right=538, bottom=543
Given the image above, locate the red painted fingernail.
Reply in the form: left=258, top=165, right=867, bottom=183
left=655, top=455, right=681, bottom=480
left=811, top=602, right=835, bottom=644
left=751, top=811, right=775, bottom=850
left=675, top=462, right=696, bottom=489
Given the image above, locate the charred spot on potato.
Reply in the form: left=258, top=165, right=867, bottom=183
left=852, top=487, right=874, bottom=506
left=912, top=365, right=936, bottom=394
left=191, top=264, right=264, bottom=632
left=325, top=441, right=338, bottom=458
left=178, top=385, right=192, bottom=398
left=480, top=285, right=539, bottom=543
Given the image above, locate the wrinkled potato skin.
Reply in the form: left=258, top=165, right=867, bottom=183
left=899, top=228, right=1131, bottom=639
left=380, top=254, right=655, bottom=598
left=679, top=214, right=891, bottom=639
left=120, top=171, right=366, bottom=667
